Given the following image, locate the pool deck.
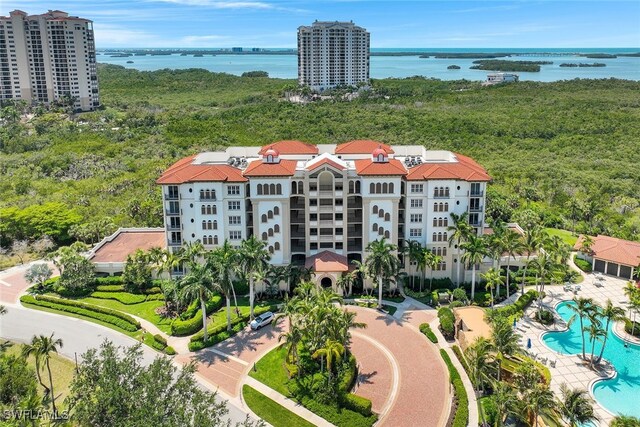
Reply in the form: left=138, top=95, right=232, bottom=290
left=517, top=272, right=636, bottom=426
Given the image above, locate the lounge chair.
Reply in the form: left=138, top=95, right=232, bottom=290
left=550, top=359, right=557, bottom=368
left=563, top=284, right=573, bottom=292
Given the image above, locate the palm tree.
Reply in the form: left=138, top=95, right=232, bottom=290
left=579, top=235, right=595, bottom=256
left=520, top=227, right=544, bottom=296
left=336, top=271, right=356, bottom=297
left=27, top=334, right=63, bottom=414
left=611, top=415, right=640, bottom=427
left=460, top=234, right=487, bottom=300
left=179, top=262, right=216, bottom=342
left=584, top=323, right=606, bottom=369
left=502, top=230, right=524, bottom=299
left=364, top=238, right=399, bottom=309
left=492, top=380, right=518, bottom=427
left=416, top=247, right=428, bottom=292
left=464, top=337, right=495, bottom=392
left=559, top=383, right=598, bottom=427
left=491, top=318, right=520, bottom=381
left=596, top=300, right=626, bottom=363
left=239, top=236, right=270, bottom=320
left=529, top=251, right=556, bottom=308
left=483, top=267, right=502, bottom=309
left=567, top=297, right=596, bottom=360
left=427, top=252, right=443, bottom=292
left=448, top=212, right=472, bottom=286
left=312, top=339, right=345, bottom=378
left=21, top=337, right=49, bottom=394
left=279, top=325, right=304, bottom=377
left=405, top=239, right=423, bottom=290
left=522, top=384, right=557, bottom=427
left=209, top=241, right=239, bottom=331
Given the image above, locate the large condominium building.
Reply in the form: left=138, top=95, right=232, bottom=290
left=0, top=10, right=99, bottom=111
left=157, top=140, right=490, bottom=289
left=297, top=20, right=370, bottom=92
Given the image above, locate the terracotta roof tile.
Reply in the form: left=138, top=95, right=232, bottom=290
left=405, top=153, right=490, bottom=182
left=307, top=157, right=347, bottom=171
left=258, top=140, right=318, bottom=155
left=354, top=158, right=407, bottom=176
left=90, top=230, right=166, bottom=263
left=156, top=156, right=247, bottom=184
left=574, top=235, right=640, bottom=267
left=335, top=140, right=395, bottom=154
left=243, top=159, right=298, bottom=177
left=305, top=251, right=349, bottom=272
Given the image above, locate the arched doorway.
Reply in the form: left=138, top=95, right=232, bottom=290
left=320, top=277, right=333, bottom=288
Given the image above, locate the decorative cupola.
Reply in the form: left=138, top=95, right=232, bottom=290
left=372, top=145, right=389, bottom=163
left=264, top=147, right=280, bottom=164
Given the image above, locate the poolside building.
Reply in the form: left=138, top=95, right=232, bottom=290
left=574, top=234, right=640, bottom=279
left=156, top=140, right=490, bottom=290
left=88, top=228, right=166, bottom=276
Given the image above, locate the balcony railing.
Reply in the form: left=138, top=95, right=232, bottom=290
left=469, top=191, right=484, bottom=197
left=165, top=209, right=180, bottom=216
left=469, top=205, right=484, bottom=212
left=165, top=193, right=179, bottom=200
left=200, top=196, right=217, bottom=201
left=168, top=239, right=182, bottom=246
left=166, top=224, right=181, bottom=230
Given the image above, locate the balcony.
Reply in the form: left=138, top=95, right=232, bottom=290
left=166, top=224, right=181, bottom=230
left=309, top=205, right=318, bottom=213
left=165, top=209, right=180, bottom=216
left=469, top=191, right=484, bottom=197
left=168, top=239, right=182, bottom=246
left=469, top=205, right=484, bottom=212
left=200, top=196, right=217, bottom=201
left=433, top=194, right=450, bottom=199
left=165, top=193, right=179, bottom=200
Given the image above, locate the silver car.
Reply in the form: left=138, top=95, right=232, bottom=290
left=250, top=312, right=274, bottom=330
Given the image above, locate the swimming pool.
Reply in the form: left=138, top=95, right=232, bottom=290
left=542, top=300, right=640, bottom=418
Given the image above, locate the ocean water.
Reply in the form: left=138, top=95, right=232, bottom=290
left=97, top=48, right=640, bottom=82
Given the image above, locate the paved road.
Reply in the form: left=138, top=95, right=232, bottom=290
left=0, top=304, right=253, bottom=425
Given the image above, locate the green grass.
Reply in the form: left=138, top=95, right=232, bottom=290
left=383, top=305, right=397, bottom=316
left=243, top=385, right=315, bottom=427
left=79, top=297, right=171, bottom=334
left=543, top=228, right=578, bottom=247
left=249, top=345, right=291, bottom=396
left=3, top=340, right=76, bottom=408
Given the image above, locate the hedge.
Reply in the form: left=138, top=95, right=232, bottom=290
left=298, top=395, right=377, bottom=427
left=188, top=321, right=247, bottom=351
left=341, top=393, right=373, bottom=417
left=440, top=349, right=469, bottom=427
left=21, top=295, right=139, bottom=332
left=95, top=284, right=126, bottom=292
left=190, top=304, right=276, bottom=343
left=154, top=334, right=168, bottom=346
left=30, top=295, right=140, bottom=326
left=574, top=258, right=592, bottom=273
left=90, top=292, right=147, bottom=305
left=181, top=295, right=223, bottom=320
left=451, top=345, right=470, bottom=376
left=438, top=307, right=456, bottom=340
left=142, top=286, right=162, bottom=295
left=164, top=346, right=176, bottom=355
left=493, top=290, right=538, bottom=319
left=419, top=323, right=438, bottom=343
left=339, top=354, right=357, bottom=392
left=95, top=276, right=124, bottom=286
left=624, top=319, right=640, bottom=337
left=171, top=295, right=224, bottom=336
left=145, top=293, right=165, bottom=301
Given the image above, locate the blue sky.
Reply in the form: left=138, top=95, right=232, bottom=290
left=5, top=1, right=640, bottom=48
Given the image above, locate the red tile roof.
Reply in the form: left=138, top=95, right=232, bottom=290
left=90, top=230, right=166, bottom=263
left=574, top=235, right=640, bottom=267
left=243, top=159, right=298, bottom=177
left=335, top=140, right=395, bottom=154
left=258, top=140, right=318, bottom=155
left=354, top=158, right=407, bottom=176
left=405, top=153, right=490, bottom=182
left=305, top=251, right=349, bottom=272
left=307, top=157, right=346, bottom=171
left=156, top=155, right=247, bottom=184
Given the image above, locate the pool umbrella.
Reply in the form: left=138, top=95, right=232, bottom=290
left=527, top=338, right=532, bottom=349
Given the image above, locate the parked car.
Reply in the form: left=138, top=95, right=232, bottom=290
left=250, top=312, right=274, bottom=330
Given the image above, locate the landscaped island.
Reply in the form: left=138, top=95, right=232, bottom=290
left=559, top=63, right=607, bottom=67
left=470, top=60, right=553, bottom=72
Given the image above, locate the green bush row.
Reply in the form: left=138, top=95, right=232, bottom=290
left=142, top=286, right=162, bottom=295
left=419, top=323, right=438, bottom=343
left=299, top=395, right=377, bottom=427
left=171, top=295, right=223, bottom=336
left=180, top=295, right=223, bottom=320
left=339, top=354, right=357, bottom=393
left=95, top=276, right=124, bottom=285
left=438, top=307, right=456, bottom=340
left=154, top=334, right=168, bottom=346
left=95, top=284, right=126, bottom=292
left=341, top=393, right=373, bottom=417
left=32, top=294, right=141, bottom=327
left=190, top=304, right=276, bottom=343
left=574, top=258, right=592, bottom=273
left=494, top=290, right=538, bottom=319
left=439, top=349, right=469, bottom=427
left=164, top=346, right=176, bottom=355
left=21, top=295, right=139, bottom=332
left=145, top=293, right=165, bottom=301
left=188, top=321, right=247, bottom=352
left=451, top=345, right=470, bottom=376
left=90, top=291, right=147, bottom=305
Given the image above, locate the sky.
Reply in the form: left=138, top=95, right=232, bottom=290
left=4, top=0, right=640, bottom=48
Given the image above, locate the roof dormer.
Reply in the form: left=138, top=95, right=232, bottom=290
left=372, top=146, right=389, bottom=163
left=264, top=147, right=280, bottom=164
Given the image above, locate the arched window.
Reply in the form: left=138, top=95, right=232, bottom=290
left=444, top=203, right=449, bottom=212
left=214, top=235, right=219, bottom=245
left=298, top=181, right=303, bottom=193
left=443, top=232, right=448, bottom=241
left=376, top=183, right=382, bottom=194
left=268, top=228, right=274, bottom=237
left=261, top=214, right=267, bottom=223
left=382, top=183, right=388, bottom=193
left=384, top=230, right=390, bottom=239
left=438, top=218, right=443, bottom=227
left=384, top=213, right=390, bottom=221
left=372, top=223, right=378, bottom=232
left=273, top=206, right=280, bottom=215
left=370, top=183, right=375, bottom=194
left=377, top=154, right=384, bottom=162
left=213, top=221, right=218, bottom=230
left=270, top=184, right=276, bottom=195
left=389, top=183, right=394, bottom=193
left=269, top=246, right=274, bottom=254
left=443, top=247, right=447, bottom=256
left=378, top=227, right=384, bottom=236
left=274, top=242, right=280, bottom=251
left=200, top=189, right=205, bottom=199
left=378, top=209, right=385, bottom=218
left=445, top=187, right=450, bottom=197
left=292, top=182, right=297, bottom=194
left=434, top=187, right=439, bottom=197
left=433, top=232, right=437, bottom=242
left=443, top=218, right=448, bottom=227
left=437, top=247, right=442, bottom=256
left=355, top=181, right=361, bottom=193
left=268, top=210, right=273, bottom=219
left=203, top=205, right=208, bottom=215
left=373, top=205, right=379, bottom=214
left=274, top=224, right=280, bottom=233
left=349, top=181, right=354, bottom=194
left=212, top=205, right=217, bottom=215
left=202, top=220, right=206, bottom=230
left=433, top=218, right=438, bottom=226
left=262, top=232, right=268, bottom=241
left=433, top=202, right=438, bottom=212
left=276, top=184, right=282, bottom=194
left=437, top=232, right=442, bottom=242
left=257, top=185, right=263, bottom=195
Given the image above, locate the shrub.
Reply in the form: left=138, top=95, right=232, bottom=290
left=145, top=293, right=165, bottom=301
left=338, top=354, right=357, bottom=392
left=341, top=393, right=373, bottom=417
left=451, top=345, right=470, bottom=376
left=55, top=285, right=93, bottom=297
left=90, top=292, right=147, bottom=304
left=419, top=323, right=438, bottom=343
left=438, top=307, right=456, bottom=340
left=164, top=346, right=176, bottom=355
left=452, top=288, right=467, bottom=302
left=154, top=334, right=168, bottom=346
left=21, top=295, right=139, bottom=332
left=298, top=395, right=377, bottom=427
left=440, top=349, right=469, bottom=427
left=146, top=334, right=167, bottom=352
left=624, top=319, right=640, bottom=337
left=431, top=291, right=439, bottom=306
left=574, top=258, right=592, bottom=272
left=180, top=295, right=223, bottom=320
left=535, top=309, right=554, bottom=325
left=449, top=300, right=464, bottom=308
left=188, top=321, right=247, bottom=351
left=95, top=284, right=126, bottom=292
left=190, top=304, right=276, bottom=343
left=95, top=276, right=124, bottom=286
left=32, top=295, right=140, bottom=326
left=171, top=295, right=224, bottom=336
left=143, top=287, right=162, bottom=295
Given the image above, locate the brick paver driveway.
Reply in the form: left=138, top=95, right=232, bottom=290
left=0, top=262, right=59, bottom=304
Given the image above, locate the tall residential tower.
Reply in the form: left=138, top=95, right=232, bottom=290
left=297, top=20, right=370, bottom=92
left=0, top=10, right=99, bottom=111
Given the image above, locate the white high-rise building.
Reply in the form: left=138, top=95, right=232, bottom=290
left=0, top=10, right=99, bottom=111
left=157, top=140, right=491, bottom=290
left=297, top=20, right=370, bottom=92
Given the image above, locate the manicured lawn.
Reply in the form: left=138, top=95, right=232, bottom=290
left=79, top=297, right=172, bottom=334
left=249, top=345, right=291, bottom=396
left=207, top=297, right=278, bottom=329
left=243, top=385, right=315, bottom=427
left=3, top=340, right=76, bottom=408
left=382, top=305, right=397, bottom=316
left=543, top=227, right=578, bottom=247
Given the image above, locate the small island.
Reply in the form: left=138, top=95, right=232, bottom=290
left=194, top=54, right=204, bottom=57
left=581, top=53, right=617, bottom=59
left=470, top=60, right=553, bottom=72
left=126, top=60, right=134, bottom=64
left=559, top=63, right=606, bottom=67
left=241, top=70, right=269, bottom=77
left=447, top=65, right=461, bottom=70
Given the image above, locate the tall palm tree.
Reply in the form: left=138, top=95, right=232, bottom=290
left=559, top=384, right=599, bottom=427
left=312, top=339, right=345, bottom=378
left=492, top=380, right=518, bottom=427
left=567, top=297, right=596, bottom=360
left=364, top=238, right=399, bottom=309
left=491, top=318, right=520, bottom=381
left=584, top=323, right=606, bottom=369
left=520, top=227, right=544, bottom=296
left=502, top=230, right=524, bottom=299
left=522, top=384, right=557, bottom=427
left=596, top=300, right=626, bottom=363
left=405, top=239, right=423, bottom=290
left=611, top=415, right=640, bottom=427
left=483, top=267, right=502, bottom=309
left=529, top=251, right=555, bottom=308
left=179, top=262, right=216, bottom=342
left=336, top=271, right=356, bottom=297
left=448, top=212, right=472, bottom=286
left=460, top=234, right=487, bottom=300
left=464, top=337, right=495, bottom=393
left=239, top=236, right=270, bottom=320
left=579, top=235, right=595, bottom=256
left=21, top=337, right=49, bottom=393
left=209, top=241, right=239, bottom=331
left=416, top=247, right=428, bottom=292
left=29, top=334, right=63, bottom=414
left=279, top=325, right=304, bottom=378
left=427, top=252, right=443, bottom=292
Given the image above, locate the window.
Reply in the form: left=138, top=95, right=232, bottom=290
left=274, top=242, right=280, bottom=251
left=227, top=185, right=240, bottom=195
left=262, top=232, right=268, bottom=241
left=410, top=228, right=422, bottom=237
left=228, top=201, right=241, bottom=210
left=229, top=231, right=242, bottom=240
left=410, top=214, right=422, bottom=223
left=410, top=199, right=423, bottom=208
left=372, top=223, right=378, bottom=232
left=274, top=224, right=280, bottom=233
left=444, top=203, right=449, bottom=212
left=411, top=184, right=423, bottom=193
left=372, top=205, right=378, bottom=214
left=261, top=214, right=267, bottom=223
left=273, top=206, right=280, bottom=215
left=384, top=213, right=390, bottom=221
left=228, top=216, right=241, bottom=225
left=268, top=210, right=273, bottom=219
